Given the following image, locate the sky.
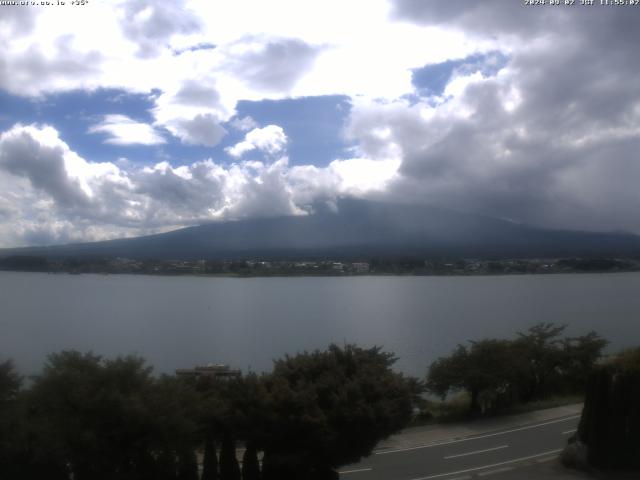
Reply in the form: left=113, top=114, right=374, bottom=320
left=0, top=0, right=639, bottom=247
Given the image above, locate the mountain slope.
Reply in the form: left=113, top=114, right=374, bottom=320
left=3, top=199, right=640, bottom=260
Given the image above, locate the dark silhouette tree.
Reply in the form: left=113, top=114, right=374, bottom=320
left=177, top=449, right=199, bottom=480
left=219, top=431, right=241, bottom=480
left=427, top=339, right=517, bottom=416
left=201, top=433, right=219, bottom=480
left=241, top=442, right=260, bottom=480
left=0, top=360, right=25, bottom=478
left=560, top=331, right=608, bottom=393
left=155, top=449, right=178, bottom=480
left=513, top=322, right=567, bottom=401
left=577, top=347, right=640, bottom=469
left=23, top=351, right=200, bottom=480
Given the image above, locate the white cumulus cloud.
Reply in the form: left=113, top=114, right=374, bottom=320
left=226, top=125, right=287, bottom=158
left=0, top=124, right=393, bottom=246
left=88, top=115, right=166, bottom=146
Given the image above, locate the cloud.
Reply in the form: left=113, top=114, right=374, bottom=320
left=390, top=0, right=560, bottom=36
left=340, top=3, right=640, bottom=233
left=0, top=5, right=39, bottom=37
left=226, top=125, right=287, bottom=158
left=222, top=36, right=323, bottom=93
left=0, top=124, right=394, bottom=246
left=2, top=0, right=640, bottom=241
left=117, top=0, right=203, bottom=58
left=169, top=114, right=228, bottom=147
left=0, top=125, right=93, bottom=210
left=229, top=116, right=258, bottom=132
left=0, top=40, right=103, bottom=97
left=173, top=80, right=221, bottom=108
left=88, top=115, right=166, bottom=145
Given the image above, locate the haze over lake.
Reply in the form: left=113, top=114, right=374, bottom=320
left=2, top=271, right=639, bottom=377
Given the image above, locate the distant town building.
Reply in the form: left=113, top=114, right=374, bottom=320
left=175, top=364, right=241, bottom=380
left=352, top=262, right=370, bottom=273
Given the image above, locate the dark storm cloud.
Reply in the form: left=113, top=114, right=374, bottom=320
left=357, top=1, right=640, bottom=233
left=0, top=129, right=90, bottom=210
left=390, top=0, right=560, bottom=35
left=133, top=163, right=226, bottom=221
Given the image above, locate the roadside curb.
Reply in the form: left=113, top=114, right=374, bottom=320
left=373, top=404, right=583, bottom=454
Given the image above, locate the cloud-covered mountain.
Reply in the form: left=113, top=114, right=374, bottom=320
left=2, top=2, right=640, bottom=247
left=4, top=199, right=640, bottom=261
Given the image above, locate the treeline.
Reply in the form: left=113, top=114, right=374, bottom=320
left=0, top=345, right=419, bottom=480
left=574, top=347, right=640, bottom=470
left=0, top=326, right=614, bottom=478
left=426, top=323, right=608, bottom=416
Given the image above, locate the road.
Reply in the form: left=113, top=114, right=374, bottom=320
left=339, top=414, right=580, bottom=480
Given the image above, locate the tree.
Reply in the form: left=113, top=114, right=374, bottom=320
left=576, top=348, right=640, bottom=469
left=219, top=431, right=241, bottom=480
left=560, top=331, right=608, bottom=393
left=177, top=449, right=199, bottom=480
left=0, top=359, right=24, bottom=478
left=24, top=351, right=200, bottom=480
left=513, top=323, right=567, bottom=401
left=427, top=340, right=518, bottom=416
left=259, top=344, right=418, bottom=478
left=241, top=442, right=260, bottom=480
left=0, top=359, right=20, bottom=403
left=201, top=434, right=219, bottom=480
left=197, top=373, right=267, bottom=480
left=427, top=324, right=608, bottom=417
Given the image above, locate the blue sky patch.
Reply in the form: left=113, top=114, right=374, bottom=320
left=1, top=89, right=354, bottom=169
left=412, top=51, right=509, bottom=97
left=0, top=88, right=167, bottom=165
left=231, top=95, right=353, bottom=167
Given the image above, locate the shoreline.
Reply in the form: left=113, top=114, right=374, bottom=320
left=2, top=268, right=640, bottom=278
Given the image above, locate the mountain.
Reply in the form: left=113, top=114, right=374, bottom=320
left=3, top=199, right=640, bottom=260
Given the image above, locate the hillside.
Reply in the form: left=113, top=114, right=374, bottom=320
left=2, top=199, right=640, bottom=260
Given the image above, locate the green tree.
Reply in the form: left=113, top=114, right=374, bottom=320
left=24, top=351, right=200, bottom=480
left=513, top=323, right=567, bottom=401
left=427, top=324, right=608, bottom=417
left=259, top=344, right=418, bottom=479
left=427, top=339, right=518, bottom=416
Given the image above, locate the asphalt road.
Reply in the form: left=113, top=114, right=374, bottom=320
left=339, top=414, right=580, bottom=480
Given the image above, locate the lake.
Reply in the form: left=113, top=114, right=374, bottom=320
left=1, top=271, right=639, bottom=377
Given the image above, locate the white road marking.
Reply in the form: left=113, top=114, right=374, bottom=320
left=444, top=445, right=509, bottom=459
left=536, top=456, right=559, bottom=463
left=407, top=448, right=563, bottom=480
left=339, top=467, right=373, bottom=475
left=562, top=429, right=577, bottom=435
left=477, top=466, right=514, bottom=476
left=376, top=415, right=580, bottom=455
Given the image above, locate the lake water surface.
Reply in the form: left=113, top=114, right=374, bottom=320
left=2, top=271, right=640, bottom=377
